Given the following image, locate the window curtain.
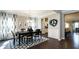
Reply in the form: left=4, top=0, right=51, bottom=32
left=0, top=12, right=15, bottom=40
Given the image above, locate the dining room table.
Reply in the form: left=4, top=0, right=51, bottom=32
left=16, top=30, right=42, bottom=46
left=16, top=31, right=33, bottom=46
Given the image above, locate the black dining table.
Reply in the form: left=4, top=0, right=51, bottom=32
left=16, top=31, right=34, bottom=46
left=16, top=30, right=42, bottom=46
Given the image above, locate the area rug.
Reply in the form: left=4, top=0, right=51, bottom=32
left=15, top=37, right=49, bottom=49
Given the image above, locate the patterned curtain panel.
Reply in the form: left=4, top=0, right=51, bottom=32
left=0, top=13, right=3, bottom=40
left=0, top=12, right=15, bottom=40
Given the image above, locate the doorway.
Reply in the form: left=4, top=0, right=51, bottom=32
left=41, top=18, right=48, bottom=37
left=65, top=12, right=79, bottom=48
left=65, top=12, right=79, bottom=38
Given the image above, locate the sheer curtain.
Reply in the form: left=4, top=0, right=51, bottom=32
left=0, top=13, right=15, bottom=40
left=74, top=22, right=79, bottom=28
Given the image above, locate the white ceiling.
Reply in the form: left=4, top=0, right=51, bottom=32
left=65, top=12, right=79, bottom=22
left=1, top=10, right=78, bottom=18
left=62, top=10, right=79, bottom=14
left=1, top=10, right=57, bottom=18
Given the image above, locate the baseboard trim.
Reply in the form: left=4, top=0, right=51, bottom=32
left=47, top=37, right=62, bottom=41
left=61, top=37, right=65, bottom=40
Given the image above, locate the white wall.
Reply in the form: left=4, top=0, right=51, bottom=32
left=48, top=12, right=61, bottom=40
left=15, top=16, right=27, bottom=32
left=60, top=12, right=65, bottom=39
left=38, top=18, right=41, bottom=29
left=34, top=18, right=41, bottom=30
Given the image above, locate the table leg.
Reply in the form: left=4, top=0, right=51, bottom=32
left=13, top=38, right=15, bottom=48
left=41, top=33, right=42, bottom=40
left=19, top=34, right=20, bottom=46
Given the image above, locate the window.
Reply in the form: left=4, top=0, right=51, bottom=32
left=74, top=22, right=79, bottom=28
left=2, top=15, right=14, bottom=39
left=65, top=23, right=69, bottom=28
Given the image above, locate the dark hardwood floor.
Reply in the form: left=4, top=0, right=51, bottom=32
left=29, top=32, right=79, bottom=49
left=0, top=32, right=79, bottom=49
left=28, top=38, right=65, bottom=49
left=65, top=33, right=79, bottom=49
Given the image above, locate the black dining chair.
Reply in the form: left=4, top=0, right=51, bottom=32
left=11, top=31, right=16, bottom=48
left=26, top=31, right=33, bottom=46
left=34, top=29, right=42, bottom=42
left=11, top=31, right=24, bottom=48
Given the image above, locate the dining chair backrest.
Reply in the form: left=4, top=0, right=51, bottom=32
left=11, top=31, right=15, bottom=38
left=35, top=29, right=41, bottom=35
left=27, top=31, right=33, bottom=37
left=27, top=27, right=33, bottom=32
